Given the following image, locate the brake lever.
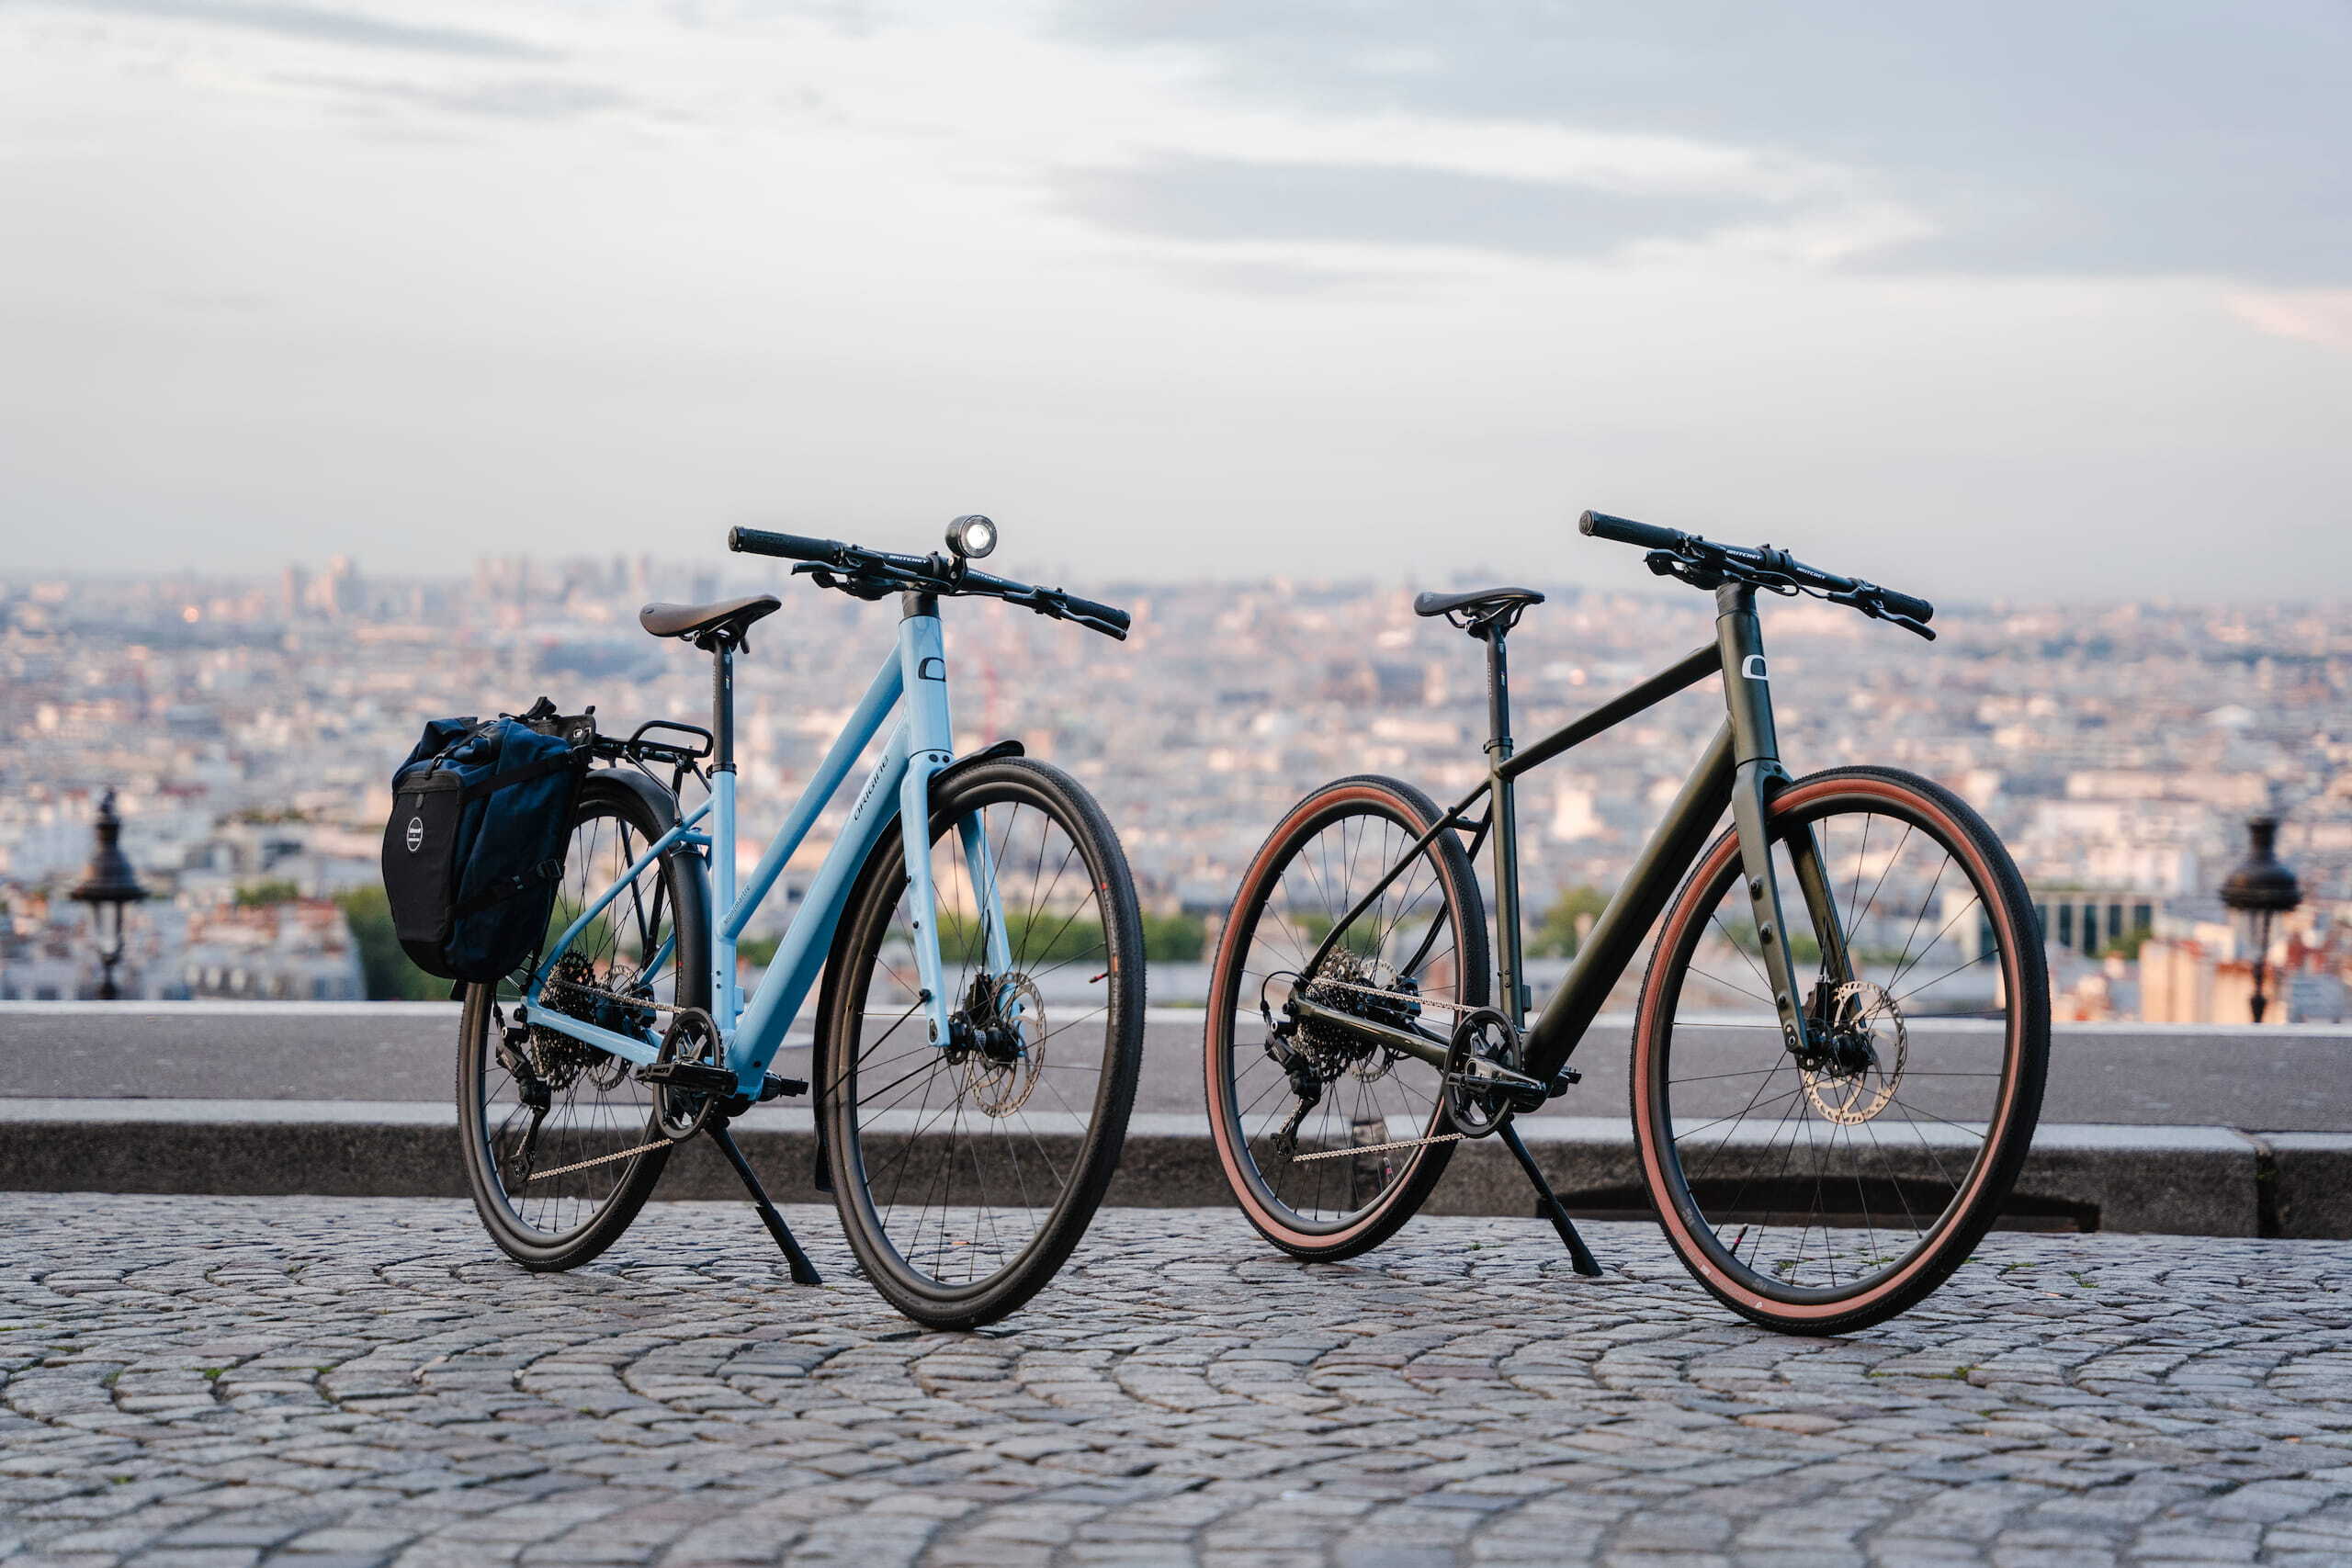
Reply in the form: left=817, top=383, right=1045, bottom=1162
left=1826, top=586, right=1937, bottom=640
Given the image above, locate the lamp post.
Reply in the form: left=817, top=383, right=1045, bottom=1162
left=69, top=788, right=148, bottom=1001
left=2220, top=815, right=2301, bottom=1025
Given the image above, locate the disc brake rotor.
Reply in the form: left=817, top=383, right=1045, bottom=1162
left=1803, top=979, right=1907, bottom=1125
left=965, top=974, right=1046, bottom=1118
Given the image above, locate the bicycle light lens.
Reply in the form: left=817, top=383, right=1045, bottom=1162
left=947, top=514, right=997, bottom=558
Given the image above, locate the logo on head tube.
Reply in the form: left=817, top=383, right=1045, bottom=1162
left=1741, top=655, right=1769, bottom=682
left=405, top=817, right=424, bottom=852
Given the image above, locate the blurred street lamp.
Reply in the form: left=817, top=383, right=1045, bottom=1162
left=70, top=788, right=148, bottom=1001
left=2220, top=815, right=2301, bottom=1025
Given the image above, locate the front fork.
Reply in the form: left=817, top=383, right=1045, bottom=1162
left=1719, top=584, right=1853, bottom=1056
left=895, top=602, right=1015, bottom=1051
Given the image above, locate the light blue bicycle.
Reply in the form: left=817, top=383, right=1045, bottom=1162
left=457, top=517, right=1146, bottom=1327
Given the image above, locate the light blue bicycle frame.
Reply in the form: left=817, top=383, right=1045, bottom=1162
left=519, top=604, right=1014, bottom=1100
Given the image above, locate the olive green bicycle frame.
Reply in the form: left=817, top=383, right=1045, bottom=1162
left=1290, top=580, right=1853, bottom=1082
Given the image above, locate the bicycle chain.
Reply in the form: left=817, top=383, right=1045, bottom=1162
left=539, top=975, right=681, bottom=1016
left=1306, top=976, right=1471, bottom=1016
left=1288, top=1130, right=1466, bottom=1163
left=517, top=1136, right=673, bottom=1185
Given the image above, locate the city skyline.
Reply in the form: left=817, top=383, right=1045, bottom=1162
left=7, top=549, right=2349, bottom=1023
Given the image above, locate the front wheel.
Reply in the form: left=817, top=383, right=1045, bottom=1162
left=819, top=757, right=1144, bottom=1328
left=1633, top=766, right=2049, bottom=1334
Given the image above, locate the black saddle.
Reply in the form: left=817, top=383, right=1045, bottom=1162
left=1413, top=585, right=1544, bottom=630
left=639, top=593, right=781, bottom=648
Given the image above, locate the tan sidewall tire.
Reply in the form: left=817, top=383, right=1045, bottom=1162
left=1631, top=768, right=2048, bottom=1332
left=1204, top=776, right=1488, bottom=1258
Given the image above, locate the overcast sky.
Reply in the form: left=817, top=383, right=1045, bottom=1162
left=2, top=0, right=2347, bottom=600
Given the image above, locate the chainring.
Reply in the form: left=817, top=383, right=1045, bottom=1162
left=1442, top=1007, right=1522, bottom=1138
left=652, top=1008, right=725, bottom=1142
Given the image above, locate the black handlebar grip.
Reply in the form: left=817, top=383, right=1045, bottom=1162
left=728, top=526, right=841, bottom=562
left=1877, top=586, right=1934, bottom=624
left=1578, top=510, right=1687, bottom=552
left=1058, top=592, right=1131, bottom=636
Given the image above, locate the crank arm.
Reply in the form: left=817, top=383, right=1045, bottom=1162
left=1445, top=1055, right=1551, bottom=1098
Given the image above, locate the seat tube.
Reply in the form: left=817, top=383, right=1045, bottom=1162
left=1717, top=582, right=1813, bottom=1054
left=896, top=593, right=959, bottom=1046
left=1484, top=624, right=1526, bottom=1027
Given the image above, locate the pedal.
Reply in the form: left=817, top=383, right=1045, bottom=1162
left=759, top=1074, right=808, bottom=1102
left=635, top=1060, right=740, bottom=1096
left=1548, top=1068, right=1582, bottom=1100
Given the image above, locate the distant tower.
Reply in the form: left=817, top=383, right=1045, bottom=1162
left=322, top=555, right=356, bottom=617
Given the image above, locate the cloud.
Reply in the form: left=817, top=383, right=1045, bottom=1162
left=1061, top=1, right=2352, bottom=284
left=281, top=73, right=632, bottom=120
left=1061, top=154, right=1784, bottom=260
left=50, top=0, right=556, bottom=60
left=2225, top=290, right=2352, bottom=353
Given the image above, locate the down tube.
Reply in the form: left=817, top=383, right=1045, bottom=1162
left=1522, top=722, right=1736, bottom=1077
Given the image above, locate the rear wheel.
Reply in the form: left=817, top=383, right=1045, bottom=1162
left=458, top=774, right=707, bottom=1270
left=820, top=758, right=1144, bottom=1328
left=1633, top=766, right=2048, bottom=1334
left=1204, top=775, right=1490, bottom=1261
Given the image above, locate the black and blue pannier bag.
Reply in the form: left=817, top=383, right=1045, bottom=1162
left=381, top=708, right=589, bottom=982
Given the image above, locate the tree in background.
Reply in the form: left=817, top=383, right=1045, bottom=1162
left=1527, top=885, right=1609, bottom=958
left=1140, top=911, right=1205, bottom=963
left=2099, top=925, right=2155, bottom=961
left=334, top=886, right=446, bottom=1000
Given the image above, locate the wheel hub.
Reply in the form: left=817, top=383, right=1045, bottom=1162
left=1801, top=979, right=1907, bottom=1125
left=1297, top=953, right=1414, bottom=1083
left=956, top=972, right=1046, bottom=1118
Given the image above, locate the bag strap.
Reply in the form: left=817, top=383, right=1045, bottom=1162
left=458, top=750, right=582, bottom=804
left=452, top=857, right=565, bottom=919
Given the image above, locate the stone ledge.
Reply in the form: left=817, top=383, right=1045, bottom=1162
left=0, top=1100, right=2290, bottom=1236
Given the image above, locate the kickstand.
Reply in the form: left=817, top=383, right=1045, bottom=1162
left=708, top=1119, right=822, bottom=1286
left=1497, top=1121, right=1602, bottom=1278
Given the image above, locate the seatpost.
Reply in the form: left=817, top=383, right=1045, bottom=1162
left=708, top=636, right=738, bottom=1019
left=1483, top=620, right=1526, bottom=1027
left=710, top=639, right=735, bottom=774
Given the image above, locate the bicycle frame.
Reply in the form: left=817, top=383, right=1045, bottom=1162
left=1293, top=580, right=1852, bottom=1082
left=522, top=593, right=1010, bottom=1099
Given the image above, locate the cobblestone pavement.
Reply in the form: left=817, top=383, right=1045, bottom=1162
left=4, top=1198, right=2351, bottom=1568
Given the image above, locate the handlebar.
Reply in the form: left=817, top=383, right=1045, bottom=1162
left=728, top=525, right=1131, bottom=640
left=1578, top=509, right=1935, bottom=640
